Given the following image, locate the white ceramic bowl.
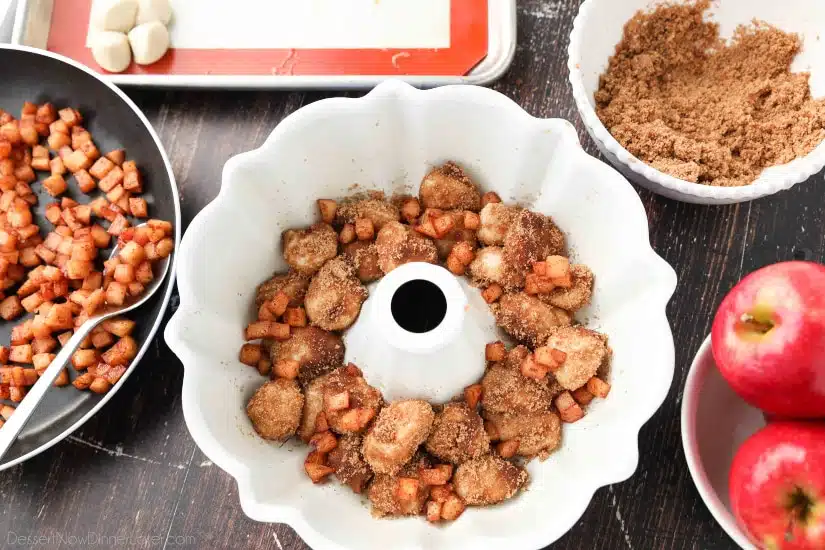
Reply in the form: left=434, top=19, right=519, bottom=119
left=164, top=80, right=677, bottom=550
left=682, top=336, right=762, bottom=549
left=568, top=0, right=825, bottom=204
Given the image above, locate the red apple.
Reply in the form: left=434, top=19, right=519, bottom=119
left=711, top=261, right=825, bottom=418
left=730, top=422, right=825, bottom=549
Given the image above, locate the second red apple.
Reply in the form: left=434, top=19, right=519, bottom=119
left=711, top=261, right=825, bottom=418
left=730, top=422, right=825, bottom=550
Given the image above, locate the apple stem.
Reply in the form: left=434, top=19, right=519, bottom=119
left=784, top=486, right=813, bottom=541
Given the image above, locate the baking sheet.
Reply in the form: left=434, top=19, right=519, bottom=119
left=0, top=0, right=15, bottom=43
left=11, top=0, right=516, bottom=89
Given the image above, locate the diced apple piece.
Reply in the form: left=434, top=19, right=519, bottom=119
left=485, top=341, right=506, bottom=362
left=496, top=439, right=520, bottom=458
left=317, top=199, right=337, bottom=224
left=586, top=377, right=611, bottom=399
left=555, top=391, right=585, bottom=423
left=464, top=383, right=483, bottom=409
left=309, top=430, right=338, bottom=454
left=273, top=359, right=300, bottom=380
left=324, top=390, right=350, bottom=412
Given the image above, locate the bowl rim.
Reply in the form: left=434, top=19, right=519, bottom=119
left=165, top=79, right=678, bottom=549
left=567, top=0, right=825, bottom=203
left=0, top=43, right=181, bottom=471
left=681, top=335, right=757, bottom=550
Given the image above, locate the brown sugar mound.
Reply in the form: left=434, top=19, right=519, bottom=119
left=595, top=0, right=825, bottom=187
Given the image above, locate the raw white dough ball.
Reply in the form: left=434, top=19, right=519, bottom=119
left=135, top=0, right=172, bottom=25
left=92, top=0, right=139, bottom=33
left=128, top=21, right=170, bottom=65
left=91, top=31, right=132, bottom=73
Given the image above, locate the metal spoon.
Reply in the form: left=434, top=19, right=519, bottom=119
left=0, top=225, right=172, bottom=460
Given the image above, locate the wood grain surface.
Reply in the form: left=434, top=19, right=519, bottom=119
left=2, top=1, right=823, bottom=548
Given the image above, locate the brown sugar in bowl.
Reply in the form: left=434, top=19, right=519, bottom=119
left=568, top=0, right=825, bottom=204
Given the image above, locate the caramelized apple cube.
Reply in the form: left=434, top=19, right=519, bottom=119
left=426, top=500, right=442, bottom=523
left=481, top=191, right=501, bottom=207
left=485, top=341, right=506, bottom=362
left=419, top=464, right=453, bottom=486
left=338, top=223, right=356, bottom=244
left=481, top=283, right=503, bottom=304
left=555, top=391, right=585, bottom=423
left=273, top=359, right=300, bottom=380
left=586, top=377, right=611, bottom=399
left=440, top=495, right=466, bottom=521
left=316, top=199, right=337, bottom=224
left=239, top=344, right=262, bottom=366
left=400, top=198, right=421, bottom=223
left=324, top=391, right=350, bottom=412
left=464, top=383, right=483, bottom=409
left=572, top=386, right=595, bottom=406
left=395, top=477, right=420, bottom=502
left=304, top=462, right=334, bottom=484
left=309, top=430, right=338, bottom=454
left=463, top=211, right=480, bottom=230
left=520, top=354, right=548, bottom=381
left=496, top=439, right=520, bottom=458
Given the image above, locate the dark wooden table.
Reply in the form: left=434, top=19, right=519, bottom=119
left=2, top=1, right=823, bottom=548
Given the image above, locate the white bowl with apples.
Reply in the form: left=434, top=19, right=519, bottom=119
left=682, top=261, right=825, bottom=550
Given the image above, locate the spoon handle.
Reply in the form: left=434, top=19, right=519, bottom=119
left=0, top=320, right=98, bottom=461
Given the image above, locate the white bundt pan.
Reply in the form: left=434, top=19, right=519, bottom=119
left=164, top=80, right=677, bottom=550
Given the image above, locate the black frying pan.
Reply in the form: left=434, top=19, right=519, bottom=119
left=0, top=44, right=180, bottom=469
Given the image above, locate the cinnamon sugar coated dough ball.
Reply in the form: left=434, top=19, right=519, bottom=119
left=375, top=221, right=438, bottom=274
left=342, top=241, right=382, bottom=283
left=453, top=455, right=528, bottom=506
left=269, top=326, right=344, bottom=386
left=362, top=399, right=435, bottom=475
left=481, top=345, right=553, bottom=415
left=494, top=293, right=572, bottom=347
left=503, top=210, right=566, bottom=273
left=430, top=209, right=478, bottom=260
left=538, top=264, right=594, bottom=312
left=484, top=410, right=562, bottom=459
left=255, top=270, right=310, bottom=308
left=425, top=402, right=489, bottom=464
left=304, top=256, right=367, bottom=331
left=477, top=203, right=521, bottom=246
left=468, top=247, right=524, bottom=290
left=323, top=368, right=383, bottom=435
left=545, top=326, right=610, bottom=391
left=336, top=197, right=400, bottom=230
left=282, top=223, right=338, bottom=275
left=419, top=162, right=482, bottom=211
left=299, top=366, right=383, bottom=440
left=246, top=379, right=304, bottom=441
left=299, top=374, right=327, bottom=441
left=368, top=455, right=432, bottom=517
left=368, top=474, right=428, bottom=517
left=328, top=434, right=373, bottom=494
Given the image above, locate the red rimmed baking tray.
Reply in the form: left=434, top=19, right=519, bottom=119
left=11, top=0, right=516, bottom=89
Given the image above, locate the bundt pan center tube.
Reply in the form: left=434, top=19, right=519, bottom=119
left=344, top=262, right=495, bottom=403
